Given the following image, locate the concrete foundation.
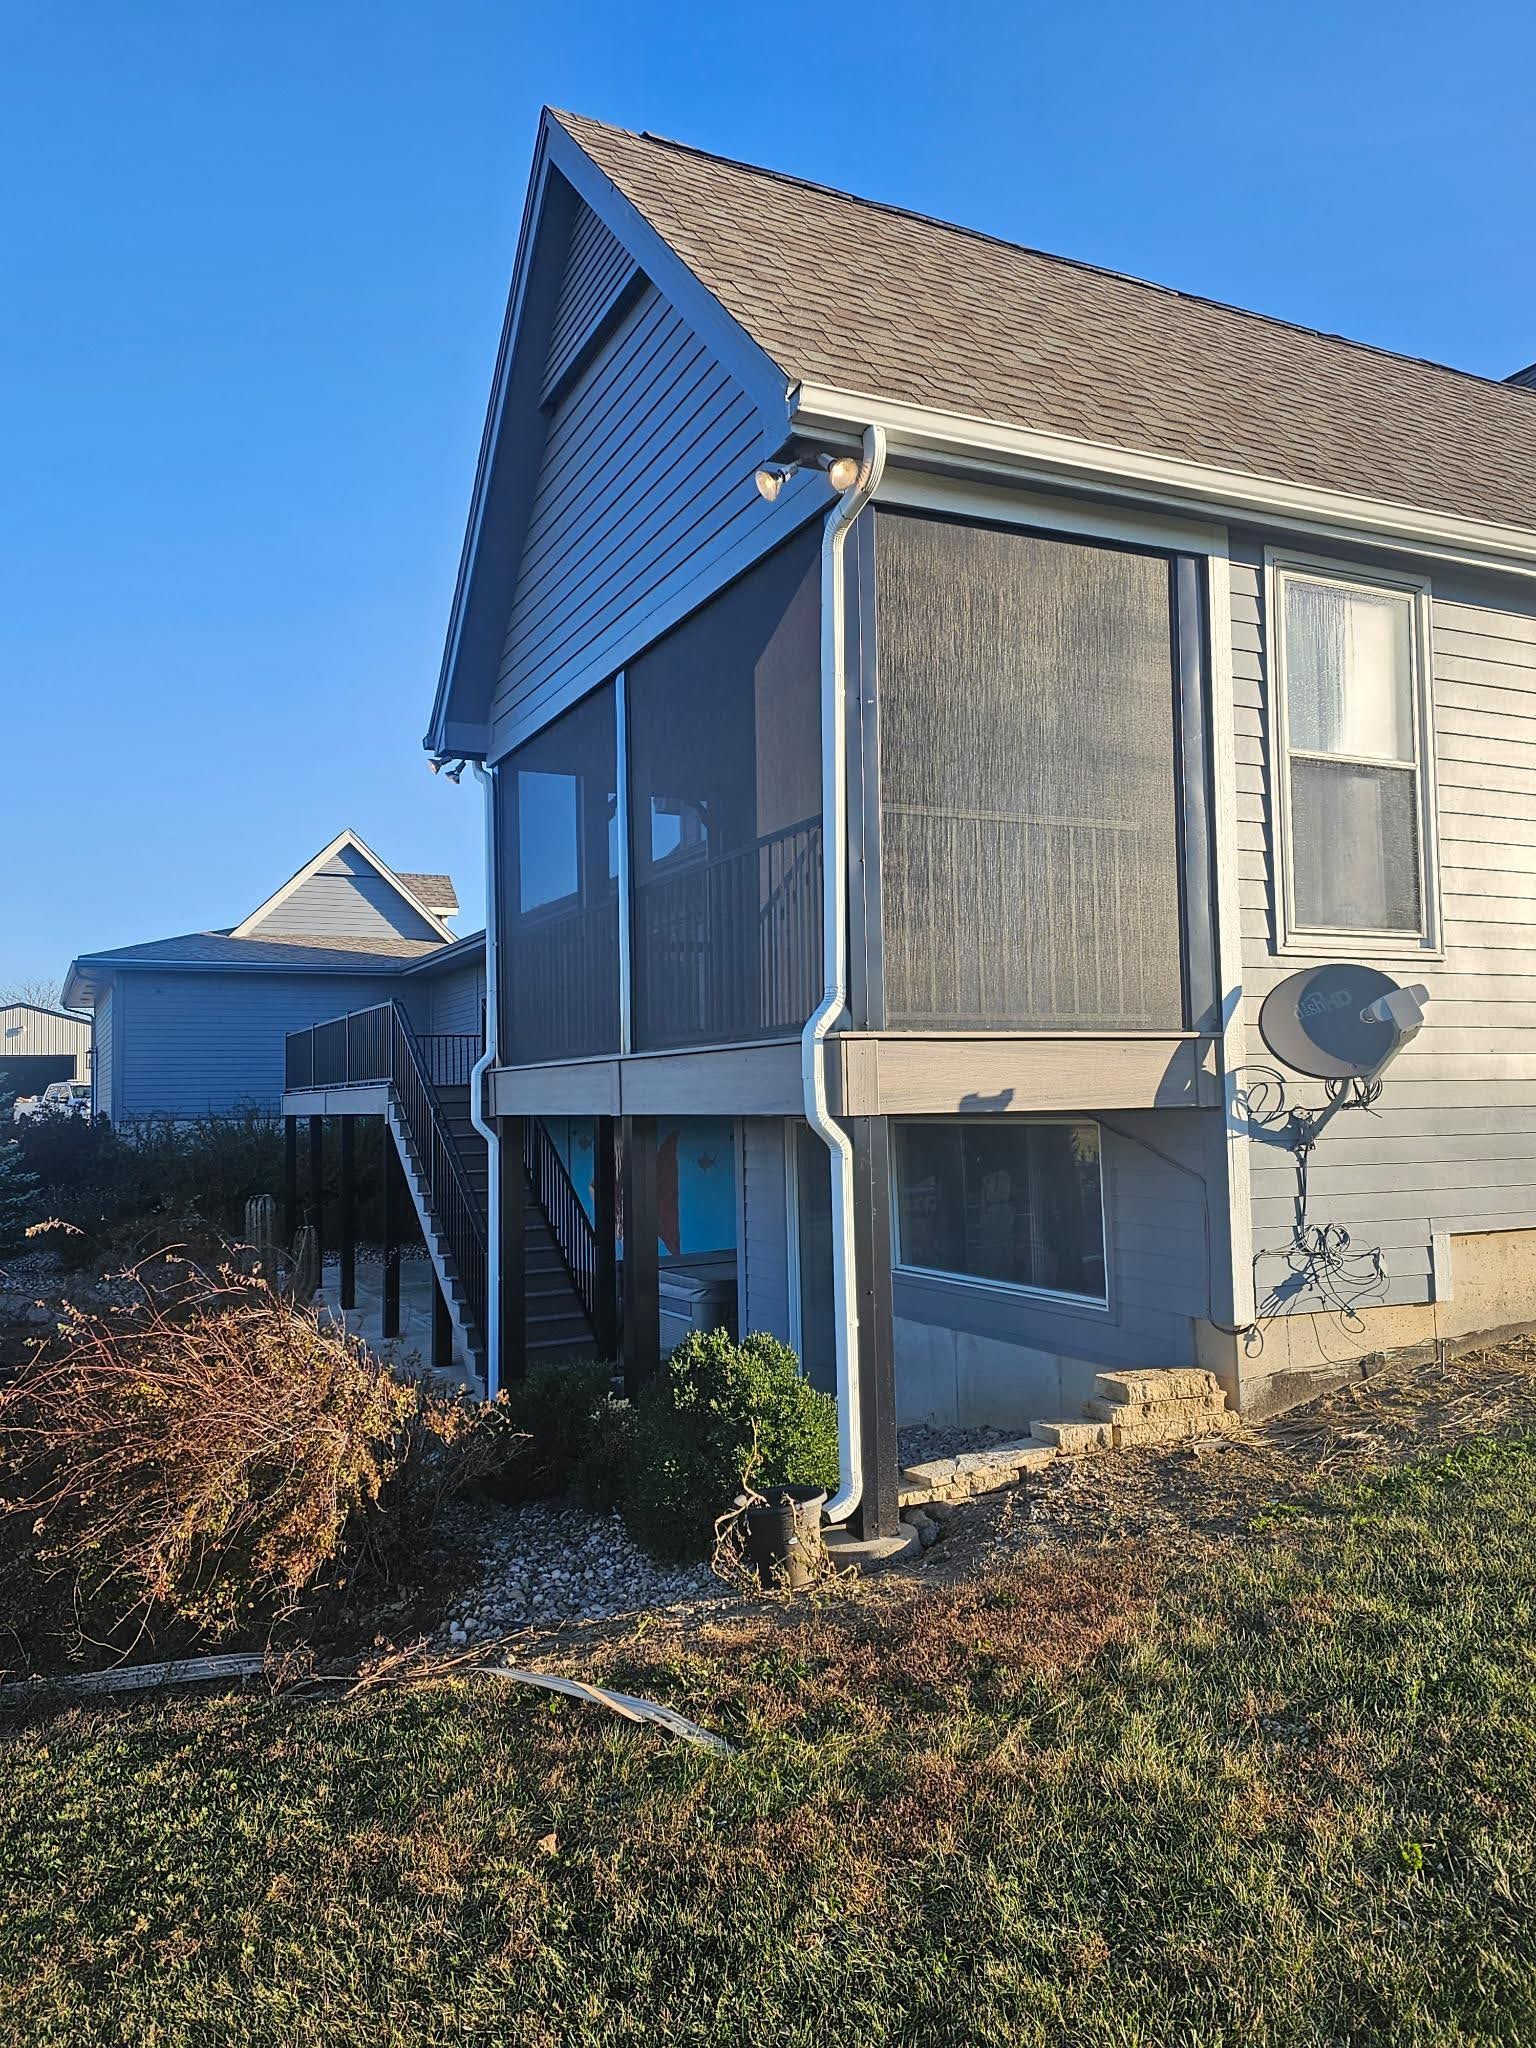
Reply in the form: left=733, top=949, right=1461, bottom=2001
left=1199, top=1227, right=1536, bottom=1420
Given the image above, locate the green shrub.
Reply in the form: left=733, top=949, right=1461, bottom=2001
left=577, top=1397, right=639, bottom=1513
left=491, top=1357, right=616, bottom=1499
left=623, top=1330, right=839, bottom=1561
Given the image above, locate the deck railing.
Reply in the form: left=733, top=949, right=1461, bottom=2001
left=284, top=1003, right=487, bottom=1350
left=633, top=815, right=822, bottom=1047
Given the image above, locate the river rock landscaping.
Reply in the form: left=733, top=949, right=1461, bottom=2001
left=435, top=1500, right=727, bottom=1644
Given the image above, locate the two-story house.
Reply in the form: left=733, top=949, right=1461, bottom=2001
left=294, top=110, right=1536, bottom=1540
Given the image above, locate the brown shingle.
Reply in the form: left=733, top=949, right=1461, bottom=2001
left=394, top=871, right=459, bottom=913
left=555, top=111, right=1536, bottom=534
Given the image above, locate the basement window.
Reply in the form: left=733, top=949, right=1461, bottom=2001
left=1271, top=557, right=1439, bottom=949
left=892, top=1118, right=1108, bottom=1307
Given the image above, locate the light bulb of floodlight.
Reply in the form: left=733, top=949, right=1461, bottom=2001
left=755, top=465, right=787, bottom=503
left=825, top=453, right=860, bottom=491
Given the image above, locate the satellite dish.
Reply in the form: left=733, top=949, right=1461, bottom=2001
left=1258, top=963, right=1429, bottom=1081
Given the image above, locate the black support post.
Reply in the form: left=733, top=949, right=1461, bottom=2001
left=337, top=1117, right=356, bottom=1312
left=381, top=1122, right=401, bottom=1341
left=620, top=1115, right=660, bottom=1399
left=307, top=1116, right=325, bottom=1270
left=850, top=1115, right=900, bottom=1541
left=592, top=1115, right=619, bottom=1362
left=498, top=1117, right=526, bottom=1388
left=282, top=1116, right=297, bottom=1243
left=432, top=1264, right=454, bottom=1373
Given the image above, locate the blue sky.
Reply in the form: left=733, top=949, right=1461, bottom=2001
left=3, top=0, right=1533, bottom=992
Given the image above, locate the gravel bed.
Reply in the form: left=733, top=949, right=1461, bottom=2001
left=436, top=1500, right=729, bottom=1645
left=898, top=1422, right=1020, bottom=1469
left=0, top=1251, right=134, bottom=1328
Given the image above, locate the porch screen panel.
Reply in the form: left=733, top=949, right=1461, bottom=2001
left=627, top=527, right=821, bottom=1049
left=497, top=681, right=620, bottom=1063
left=875, top=512, right=1186, bottom=1030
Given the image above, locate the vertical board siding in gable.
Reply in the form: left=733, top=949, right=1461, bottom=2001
left=543, top=202, right=637, bottom=398
left=1231, top=543, right=1536, bottom=1313
left=739, top=1118, right=793, bottom=1343
left=491, top=279, right=808, bottom=756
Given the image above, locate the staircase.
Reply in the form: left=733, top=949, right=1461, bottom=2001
left=426, top=1084, right=596, bottom=1366
left=524, top=1194, right=598, bottom=1360
left=285, top=1004, right=598, bottom=1384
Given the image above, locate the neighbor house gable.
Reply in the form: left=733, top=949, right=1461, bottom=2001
left=232, top=830, right=454, bottom=944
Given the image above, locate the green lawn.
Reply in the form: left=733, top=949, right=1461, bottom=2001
left=3, top=1437, right=1536, bottom=2045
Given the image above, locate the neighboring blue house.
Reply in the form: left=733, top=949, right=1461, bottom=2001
left=63, top=830, right=485, bottom=1122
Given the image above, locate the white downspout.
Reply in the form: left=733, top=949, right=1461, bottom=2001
left=803, top=423, right=887, bottom=1526
left=469, top=762, right=501, bottom=1398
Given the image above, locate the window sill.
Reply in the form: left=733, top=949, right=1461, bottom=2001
left=894, top=1262, right=1112, bottom=1320
left=1270, top=926, right=1444, bottom=966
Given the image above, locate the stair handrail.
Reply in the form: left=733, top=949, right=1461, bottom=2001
left=523, top=1117, right=599, bottom=1325
left=282, top=1002, right=489, bottom=1357
left=385, top=1004, right=488, bottom=1347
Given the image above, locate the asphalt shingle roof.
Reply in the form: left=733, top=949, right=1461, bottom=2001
left=394, top=871, right=459, bottom=912
left=555, top=111, right=1536, bottom=534
left=73, top=932, right=445, bottom=973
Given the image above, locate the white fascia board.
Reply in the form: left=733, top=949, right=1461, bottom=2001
left=791, top=382, right=1536, bottom=581
left=231, top=830, right=456, bottom=944
left=426, top=130, right=556, bottom=761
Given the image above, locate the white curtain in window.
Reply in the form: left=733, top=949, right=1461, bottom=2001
left=1285, top=580, right=1414, bottom=762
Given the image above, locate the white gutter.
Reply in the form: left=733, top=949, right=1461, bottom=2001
left=790, top=382, right=1536, bottom=582
left=804, top=423, right=887, bottom=1527
left=469, top=763, right=501, bottom=1398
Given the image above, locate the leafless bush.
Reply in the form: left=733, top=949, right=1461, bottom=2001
left=0, top=1270, right=512, bottom=1650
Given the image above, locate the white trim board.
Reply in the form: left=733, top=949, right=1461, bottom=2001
left=1262, top=546, right=1444, bottom=963
left=792, top=384, right=1536, bottom=584
left=1205, top=552, right=1258, bottom=1327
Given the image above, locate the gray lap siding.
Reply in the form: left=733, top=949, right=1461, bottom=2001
left=1230, top=537, right=1536, bottom=1311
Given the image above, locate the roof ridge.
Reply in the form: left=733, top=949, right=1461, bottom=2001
left=552, top=108, right=1531, bottom=406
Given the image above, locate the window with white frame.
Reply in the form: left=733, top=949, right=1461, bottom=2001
left=1273, top=562, right=1436, bottom=942
left=892, top=1119, right=1108, bottom=1307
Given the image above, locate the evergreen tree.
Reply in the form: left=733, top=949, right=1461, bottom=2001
left=0, top=1090, right=41, bottom=1256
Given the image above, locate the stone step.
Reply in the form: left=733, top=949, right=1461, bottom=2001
left=1084, top=1393, right=1227, bottom=1427
left=1031, top=1418, right=1114, bottom=1454
left=1094, top=1408, right=1240, bottom=1447
left=897, top=1438, right=1057, bottom=1508
left=1093, top=1368, right=1226, bottom=1408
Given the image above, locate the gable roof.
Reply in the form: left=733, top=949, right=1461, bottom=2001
left=394, top=871, right=460, bottom=915
left=0, top=1002, right=90, bottom=1024
left=552, top=110, right=1536, bottom=537
left=230, top=830, right=456, bottom=942
left=62, top=929, right=445, bottom=1009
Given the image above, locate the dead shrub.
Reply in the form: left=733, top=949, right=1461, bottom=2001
left=0, top=1271, right=508, bottom=1650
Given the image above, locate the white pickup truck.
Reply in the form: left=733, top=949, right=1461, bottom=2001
left=11, top=1080, right=91, bottom=1123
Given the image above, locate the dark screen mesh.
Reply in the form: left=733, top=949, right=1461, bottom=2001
left=875, top=512, right=1186, bottom=1030
left=627, top=528, right=822, bottom=1048
left=497, top=682, right=620, bottom=1063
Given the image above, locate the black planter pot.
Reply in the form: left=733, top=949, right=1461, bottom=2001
left=741, top=1484, right=827, bottom=1591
